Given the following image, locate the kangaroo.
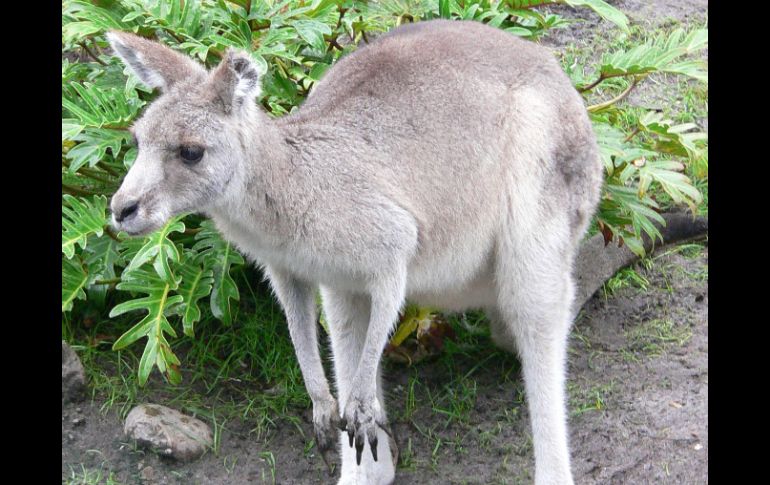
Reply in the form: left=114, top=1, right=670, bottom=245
left=107, top=19, right=603, bottom=485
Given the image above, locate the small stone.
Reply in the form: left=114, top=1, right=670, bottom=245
left=71, top=417, right=85, bottom=426
left=694, top=443, right=703, bottom=451
left=140, top=466, right=156, bottom=482
left=62, top=341, right=86, bottom=402
left=124, top=404, right=213, bottom=462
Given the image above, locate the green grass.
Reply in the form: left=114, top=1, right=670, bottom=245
left=259, top=451, right=277, bottom=485
left=65, top=463, right=124, bottom=485
left=602, top=266, right=651, bottom=298
left=69, top=267, right=313, bottom=441
left=626, top=318, right=692, bottom=357
left=397, top=437, right=417, bottom=470
left=568, top=380, right=615, bottom=416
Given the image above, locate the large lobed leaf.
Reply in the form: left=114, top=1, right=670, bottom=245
left=124, top=217, right=187, bottom=282
left=564, top=0, right=629, bottom=33
left=110, top=266, right=184, bottom=385
left=598, top=27, right=708, bottom=82
left=62, top=195, right=108, bottom=259
left=193, top=220, right=245, bottom=326
left=175, top=254, right=214, bottom=337
left=63, top=257, right=89, bottom=312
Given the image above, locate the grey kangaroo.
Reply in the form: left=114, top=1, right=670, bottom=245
left=108, top=19, right=603, bottom=485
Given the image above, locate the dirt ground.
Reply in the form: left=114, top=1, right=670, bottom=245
left=62, top=2, right=708, bottom=484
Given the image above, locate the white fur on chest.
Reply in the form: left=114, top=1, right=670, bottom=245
left=211, top=214, right=370, bottom=291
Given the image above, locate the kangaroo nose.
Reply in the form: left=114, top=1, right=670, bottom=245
left=115, top=200, right=140, bottom=223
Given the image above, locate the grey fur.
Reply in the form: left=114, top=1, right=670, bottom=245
left=108, top=20, right=603, bottom=485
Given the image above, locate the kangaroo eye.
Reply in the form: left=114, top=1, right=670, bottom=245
left=180, top=145, right=204, bottom=165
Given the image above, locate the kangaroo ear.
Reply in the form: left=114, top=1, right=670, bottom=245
left=106, top=31, right=205, bottom=91
left=209, top=49, right=263, bottom=115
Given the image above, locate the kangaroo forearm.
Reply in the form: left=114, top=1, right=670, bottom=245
left=350, top=320, right=392, bottom=399
left=265, top=266, right=332, bottom=402
left=351, top=274, right=407, bottom=398
left=287, top=316, right=332, bottom=401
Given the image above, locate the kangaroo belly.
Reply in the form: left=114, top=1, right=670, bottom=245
left=405, top=229, right=498, bottom=312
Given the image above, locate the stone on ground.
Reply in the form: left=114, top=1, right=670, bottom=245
left=124, top=404, right=213, bottom=462
left=62, top=340, right=86, bottom=402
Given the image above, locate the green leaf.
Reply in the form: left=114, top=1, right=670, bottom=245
left=291, top=19, right=332, bottom=52
left=604, top=184, right=665, bottom=249
left=67, top=128, right=132, bottom=173
left=638, top=111, right=708, bottom=161
left=307, top=62, right=330, bottom=81
left=504, top=26, right=534, bottom=37
left=62, top=82, right=142, bottom=129
left=598, top=28, right=708, bottom=81
left=62, top=195, right=108, bottom=259
left=565, top=0, right=629, bottom=33
left=62, top=0, right=126, bottom=46
left=194, top=221, right=245, bottom=326
left=262, top=69, right=300, bottom=106
left=125, top=216, right=187, bottom=282
left=176, top=257, right=214, bottom=336
left=638, top=160, right=703, bottom=212
left=84, top=234, right=123, bottom=307
left=664, top=60, right=708, bottom=83
left=123, top=146, right=138, bottom=169
left=438, top=0, right=451, bottom=19
left=110, top=266, right=184, bottom=385
left=62, top=119, right=84, bottom=141
left=63, top=257, right=89, bottom=312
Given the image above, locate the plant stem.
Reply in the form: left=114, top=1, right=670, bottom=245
left=98, top=163, right=121, bottom=178
left=578, top=74, right=606, bottom=93
left=624, top=127, right=641, bottom=143
left=62, top=184, right=98, bottom=196
left=63, top=160, right=117, bottom=185
left=587, top=76, right=642, bottom=112
left=79, top=41, right=108, bottom=66
left=164, top=29, right=185, bottom=44
left=104, top=226, right=123, bottom=242
left=79, top=167, right=117, bottom=185
left=578, top=72, right=636, bottom=93
left=328, top=37, right=344, bottom=52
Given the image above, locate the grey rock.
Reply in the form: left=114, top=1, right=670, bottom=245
left=62, top=340, right=86, bottom=402
left=140, top=466, right=157, bottom=483
left=124, top=404, right=213, bottom=462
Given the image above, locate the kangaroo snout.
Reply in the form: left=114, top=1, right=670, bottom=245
left=114, top=199, right=140, bottom=223
left=110, top=191, right=141, bottom=231
left=110, top=189, right=160, bottom=236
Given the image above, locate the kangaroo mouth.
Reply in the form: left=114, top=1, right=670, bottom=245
left=111, top=212, right=165, bottom=237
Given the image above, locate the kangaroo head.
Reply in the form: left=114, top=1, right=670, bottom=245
left=107, top=32, right=263, bottom=235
